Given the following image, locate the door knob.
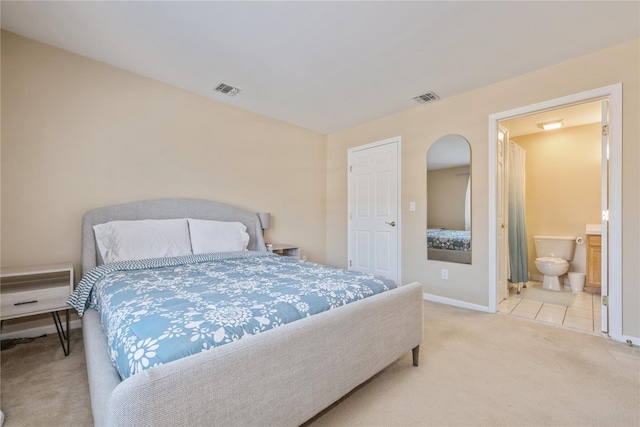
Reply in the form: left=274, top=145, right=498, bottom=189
left=385, top=221, right=396, bottom=227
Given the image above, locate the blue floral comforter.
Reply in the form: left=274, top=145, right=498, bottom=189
left=68, top=251, right=397, bottom=379
left=427, top=228, right=471, bottom=251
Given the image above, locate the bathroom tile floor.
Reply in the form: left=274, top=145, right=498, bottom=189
left=498, top=281, right=602, bottom=335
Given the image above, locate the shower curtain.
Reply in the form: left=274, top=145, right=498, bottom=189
left=508, top=141, right=528, bottom=292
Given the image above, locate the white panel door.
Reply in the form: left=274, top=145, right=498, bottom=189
left=348, top=138, right=399, bottom=282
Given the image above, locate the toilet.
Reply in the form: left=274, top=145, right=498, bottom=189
left=533, top=236, right=576, bottom=291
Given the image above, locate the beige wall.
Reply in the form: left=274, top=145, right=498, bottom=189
left=3, top=31, right=639, bottom=340
left=513, top=123, right=601, bottom=277
left=1, top=31, right=328, bottom=276
left=327, top=39, right=639, bottom=339
left=427, top=166, right=469, bottom=230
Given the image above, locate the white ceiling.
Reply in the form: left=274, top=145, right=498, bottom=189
left=2, top=1, right=638, bottom=134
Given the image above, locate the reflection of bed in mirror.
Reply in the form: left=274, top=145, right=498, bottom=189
left=426, top=134, right=472, bottom=264
left=427, top=228, right=471, bottom=264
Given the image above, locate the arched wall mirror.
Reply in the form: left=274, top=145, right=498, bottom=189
left=426, top=134, right=471, bottom=264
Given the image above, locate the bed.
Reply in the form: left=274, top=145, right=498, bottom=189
left=75, top=198, right=423, bottom=426
left=427, top=228, right=471, bottom=264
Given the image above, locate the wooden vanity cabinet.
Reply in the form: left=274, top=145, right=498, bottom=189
left=585, top=234, right=601, bottom=294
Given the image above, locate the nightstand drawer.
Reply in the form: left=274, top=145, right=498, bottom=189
left=1, top=286, right=69, bottom=318
left=1, top=262, right=74, bottom=355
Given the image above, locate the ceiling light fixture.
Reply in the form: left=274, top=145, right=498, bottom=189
left=539, top=119, right=564, bottom=131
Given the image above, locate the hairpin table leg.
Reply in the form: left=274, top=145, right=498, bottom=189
left=52, top=309, right=70, bottom=356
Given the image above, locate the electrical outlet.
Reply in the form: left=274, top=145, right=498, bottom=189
left=441, top=269, right=448, bottom=280
left=302, top=255, right=307, bottom=261
left=409, top=201, right=416, bottom=211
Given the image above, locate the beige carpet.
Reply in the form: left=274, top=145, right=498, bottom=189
left=1, top=301, right=639, bottom=427
left=1, top=328, right=91, bottom=426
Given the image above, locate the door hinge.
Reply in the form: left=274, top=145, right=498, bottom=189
left=349, top=165, right=352, bottom=172
left=602, top=295, right=608, bottom=307
left=602, top=125, right=609, bottom=136
left=349, top=260, right=352, bottom=267
left=602, top=210, right=609, bottom=221
left=349, top=212, right=352, bottom=220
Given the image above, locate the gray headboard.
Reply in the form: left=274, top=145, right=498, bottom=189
left=81, top=198, right=267, bottom=276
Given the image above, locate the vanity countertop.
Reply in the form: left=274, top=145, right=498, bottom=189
left=586, top=223, right=601, bottom=235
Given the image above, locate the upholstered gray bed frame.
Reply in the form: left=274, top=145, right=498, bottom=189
left=81, top=198, right=267, bottom=274
left=428, top=248, right=471, bottom=264
left=80, top=198, right=423, bottom=427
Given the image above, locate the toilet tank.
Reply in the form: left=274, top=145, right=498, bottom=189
left=533, top=236, right=576, bottom=260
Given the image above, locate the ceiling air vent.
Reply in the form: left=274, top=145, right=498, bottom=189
left=412, top=91, right=440, bottom=104
left=215, top=83, right=241, bottom=97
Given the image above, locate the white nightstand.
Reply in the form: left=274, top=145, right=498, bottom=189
left=0, top=263, right=74, bottom=356
left=268, top=244, right=300, bottom=259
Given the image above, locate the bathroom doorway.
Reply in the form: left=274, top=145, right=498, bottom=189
left=488, top=84, right=623, bottom=342
left=499, top=101, right=602, bottom=334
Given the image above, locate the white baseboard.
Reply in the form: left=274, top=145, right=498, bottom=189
left=530, top=273, right=543, bottom=282
left=530, top=273, right=574, bottom=288
left=0, top=319, right=82, bottom=340
left=423, top=293, right=494, bottom=313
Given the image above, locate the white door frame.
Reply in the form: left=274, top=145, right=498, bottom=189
left=488, top=84, right=622, bottom=341
left=347, top=136, right=402, bottom=284
left=600, top=100, right=610, bottom=333
left=496, top=127, right=509, bottom=302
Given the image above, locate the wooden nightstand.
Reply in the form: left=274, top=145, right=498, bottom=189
left=0, top=263, right=74, bottom=356
left=268, top=244, right=300, bottom=259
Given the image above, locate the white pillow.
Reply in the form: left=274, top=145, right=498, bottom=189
left=93, top=219, right=193, bottom=264
left=187, top=218, right=250, bottom=254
